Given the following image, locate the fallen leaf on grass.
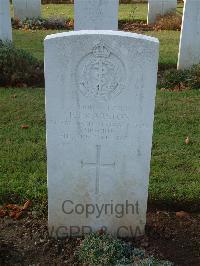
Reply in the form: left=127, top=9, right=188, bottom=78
left=22, top=200, right=32, bottom=210
left=9, top=211, right=17, bottom=218
left=0, top=209, right=7, bottom=217
left=15, top=211, right=23, bottom=219
left=185, top=136, right=190, bottom=145
left=0, top=201, right=32, bottom=219
left=5, top=204, right=22, bottom=211
left=160, top=83, right=189, bottom=92
left=156, top=211, right=170, bottom=217
left=9, top=210, right=23, bottom=219
left=176, top=211, right=190, bottom=218
left=21, top=124, right=29, bottom=129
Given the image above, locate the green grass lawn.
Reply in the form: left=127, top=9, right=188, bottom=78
left=10, top=3, right=184, bottom=22
left=0, top=89, right=199, bottom=210
left=13, top=29, right=180, bottom=66
left=39, top=3, right=149, bottom=21
left=0, top=89, right=46, bottom=205
left=148, top=31, right=180, bottom=67
left=1, top=3, right=199, bottom=211
left=13, top=29, right=59, bottom=61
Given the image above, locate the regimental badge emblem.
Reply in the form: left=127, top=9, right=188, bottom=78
left=76, top=41, right=126, bottom=102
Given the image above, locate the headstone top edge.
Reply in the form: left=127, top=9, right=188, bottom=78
left=44, top=30, right=159, bottom=45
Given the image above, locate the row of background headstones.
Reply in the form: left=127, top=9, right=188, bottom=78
left=1, top=0, right=199, bottom=69
left=11, top=0, right=178, bottom=25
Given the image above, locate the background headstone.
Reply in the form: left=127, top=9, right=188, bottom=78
left=177, top=0, right=200, bottom=69
left=45, top=31, right=159, bottom=238
left=147, top=0, right=177, bottom=25
left=0, top=0, right=12, bottom=41
left=74, top=0, right=119, bottom=30
left=13, top=0, right=41, bottom=20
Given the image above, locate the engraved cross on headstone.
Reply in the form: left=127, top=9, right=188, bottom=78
left=81, top=145, right=115, bottom=194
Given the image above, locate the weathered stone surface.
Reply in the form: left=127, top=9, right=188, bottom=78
left=45, top=31, right=159, bottom=238
left=13, top=0, right=41, bottom=20
left=177, top=0, right=200, bottom=69
left=74, top=0, right=119, bottom=30
left=148, top=0, right=177, bottom=24
left=0, top=0, right=12, bottom=41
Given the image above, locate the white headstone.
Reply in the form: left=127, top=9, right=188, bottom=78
left=13, top=0, right=41, bottom=20
left=0, top=0, right=12, bottom=41
left=177, top=0, right=200, bottom=70
left=74, top=0, right=119, bottom=30
left=45, top=30, right=159, bottom=238
left=148, top=0, right=177, bottom=25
